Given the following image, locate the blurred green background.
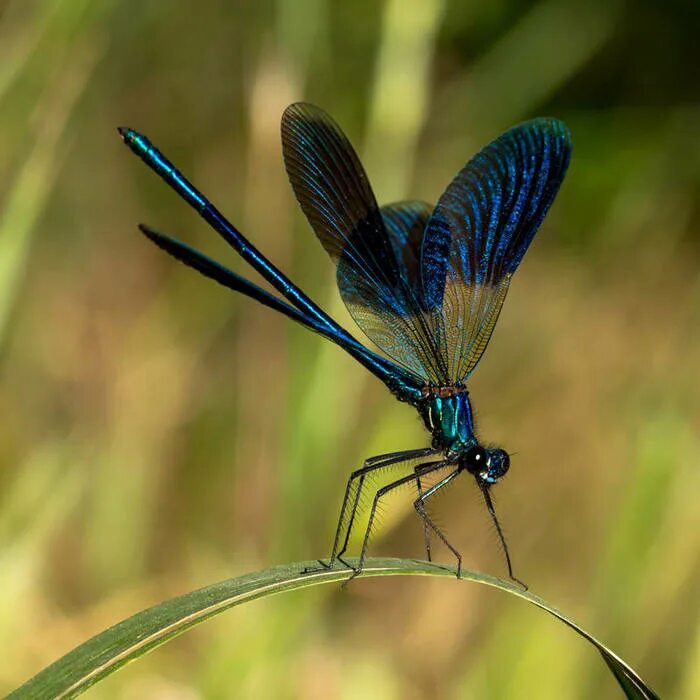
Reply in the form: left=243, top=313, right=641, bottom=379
left=1, top=0, right=698, bottom=697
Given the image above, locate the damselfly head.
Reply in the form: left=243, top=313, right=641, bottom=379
left=461, top=445, right=510, bottom=484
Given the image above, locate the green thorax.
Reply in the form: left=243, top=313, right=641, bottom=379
left=418, top=387, right=476, bottom=451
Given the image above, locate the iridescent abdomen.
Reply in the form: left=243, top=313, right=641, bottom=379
left=418, top=389, right=476, bottom=452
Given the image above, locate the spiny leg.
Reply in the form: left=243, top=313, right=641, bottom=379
left=414, top=466, right=432, bottom=561
left=414, top=468, right=463, bottom=577
left=333, top=448, right=437, bottom=565
left=303, top=447, right=435, bottom=574
left=348, top=459, right=450, bottom=583
left=478, top=479, right=527, bottom=590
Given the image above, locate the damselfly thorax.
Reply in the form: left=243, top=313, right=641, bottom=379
left=418, top=385, right=476, bottom=452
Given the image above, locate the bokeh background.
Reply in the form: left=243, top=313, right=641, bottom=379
left=1, top=0, right=698, bottom=697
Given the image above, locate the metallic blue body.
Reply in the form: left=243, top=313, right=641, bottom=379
left=119, top=127, right=423, bottom=403
left=119, top=105, right=572, bottom=585
left=118, top=111, right=572, bottom=459
left=419, top=391, right=476, bottom=452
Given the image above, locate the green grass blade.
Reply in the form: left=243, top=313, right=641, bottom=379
left=7, top=558, right=658, bottom=700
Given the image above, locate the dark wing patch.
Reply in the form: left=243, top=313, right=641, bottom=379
left=421, top=118, right=572, bottom=381
left=381, top=200, right=432, bottom=300
left=281, top=104, right=446, bottom=382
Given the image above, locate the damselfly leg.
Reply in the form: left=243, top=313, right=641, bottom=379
left=303, top=447, right=437, bottom=574
left=347, top=459, right=458, bottom=583
left=477, top=478, right=527, bottom=590
left=414, top=465, right=432, bottom=561
left=414, top=468, right=463, bottom=577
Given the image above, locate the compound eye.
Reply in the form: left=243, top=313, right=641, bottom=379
left=463, top=446, right=489, bottom=475
left=488, top=449, right=510, bottom=480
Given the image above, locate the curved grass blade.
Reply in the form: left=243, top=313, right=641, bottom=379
left=8, top=558, right=658, bottom=699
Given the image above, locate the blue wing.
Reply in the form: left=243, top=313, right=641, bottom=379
left=381, top=200, right=431, bottom=274
left=282, top=105, right=571, bottom=386
left=421, top=118, right=572, bottom=382
left=281, top=103, right=446, bottom=382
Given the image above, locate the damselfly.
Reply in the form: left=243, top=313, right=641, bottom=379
left=119, top=104, right=571, bottom=586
